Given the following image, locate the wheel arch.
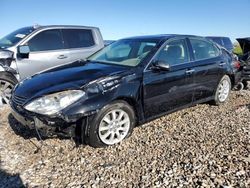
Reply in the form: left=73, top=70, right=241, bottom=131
left=0, top=71, right=18, bottom=84
left=114, top=96, right=141, bottom=125
left=227, top=74, right=235, bottom=88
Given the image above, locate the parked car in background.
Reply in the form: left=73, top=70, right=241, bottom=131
left=11, top=34, right=235, bottom=147
left=0, top=25, right=104, bottom=104
left=206, top=36, right=234, bottom=52
left=236, top=37, right=250, bottom=88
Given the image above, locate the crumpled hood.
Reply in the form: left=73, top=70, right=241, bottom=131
left=237, top=38, right=250, bottom=54
left=14, top=60, right=130, bottom=99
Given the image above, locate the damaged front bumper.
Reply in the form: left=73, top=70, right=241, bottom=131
left=10, top=101, right=83, bottom=138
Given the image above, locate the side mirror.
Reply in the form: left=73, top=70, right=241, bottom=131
left=152, top=60, right=170, bottom=71
left=18, top=45, right=30, bottom=58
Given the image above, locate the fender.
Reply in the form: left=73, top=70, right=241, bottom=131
left=0, top=63, right=19, bottom=81
left=59, top=74, right=143, bottom=123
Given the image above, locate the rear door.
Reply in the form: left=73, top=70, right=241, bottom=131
left=188, top=38, right=224, bottom=101
left=17, top=29, right=70, bottom=79
left=61, top=29, right=103, bottom=61
left=143, top=38, right=195, bottom=118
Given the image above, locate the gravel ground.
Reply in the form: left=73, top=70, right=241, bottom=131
left=0, top=90, right=250, bottom=187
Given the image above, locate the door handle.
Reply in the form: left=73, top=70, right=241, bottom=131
left=57, top=55, right=68, bottom=59
left=185, top=69, right=195, bottom=74
left=219, top=62, right=226, bottom=66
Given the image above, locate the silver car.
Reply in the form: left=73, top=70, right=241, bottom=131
left=0, top=25, right=104, bottom=104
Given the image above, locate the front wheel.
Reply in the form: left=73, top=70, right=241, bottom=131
left=213, top=75, right=231, bottom=105
left=0, top=73, right=17, bottom=105
left=85, top=100, right=136, bottom=148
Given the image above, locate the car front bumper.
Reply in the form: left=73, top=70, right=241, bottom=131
left=10, top=101, right=77, bottom=138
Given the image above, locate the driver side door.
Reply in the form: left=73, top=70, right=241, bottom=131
left=16, top=29, right=70, bottom=79
left=143, top=38, right=195, bottom=119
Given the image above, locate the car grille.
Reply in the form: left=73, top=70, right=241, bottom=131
left=12, top=95, right=27, bottom=106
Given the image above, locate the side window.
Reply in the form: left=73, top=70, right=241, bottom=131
left=155, top=39, right=189, bottom=65
left=190, top=39, right=220, bottom=60
left=62, top=29, right=95, bottom=49
left=28, top=29, right=63, bottom=52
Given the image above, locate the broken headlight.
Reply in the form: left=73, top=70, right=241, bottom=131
left=24, top=90, right=85, bottom=115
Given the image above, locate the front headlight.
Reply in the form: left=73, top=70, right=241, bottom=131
left=24, top=90, right=85, bottom=115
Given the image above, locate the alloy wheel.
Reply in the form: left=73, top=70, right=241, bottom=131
left=98, top=109, right=130, bottom=145
left=218, top=79, right=230, bottom=102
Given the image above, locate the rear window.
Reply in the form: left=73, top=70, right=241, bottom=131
left=222, top=38, right=233, bottom=49
left=62, top=29, right=95, bottom=49
left=190, top=38, right=220, bottom=60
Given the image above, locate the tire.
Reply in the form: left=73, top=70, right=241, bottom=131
left=0, top=72, right=17, bottom=105
left=84, top=100, right=136, bottom=148
left=242, top=80, right=249, bottom=89
left=213, top=75, right=231, bottom=105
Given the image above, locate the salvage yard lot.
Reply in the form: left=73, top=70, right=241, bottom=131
left=0, top=90, right=250, bottom=187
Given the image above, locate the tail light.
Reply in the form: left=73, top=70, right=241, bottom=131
left=232, top=60, right=241, bottom=69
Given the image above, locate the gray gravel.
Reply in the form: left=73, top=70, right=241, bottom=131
left=0, top=90, right=250, bottom=187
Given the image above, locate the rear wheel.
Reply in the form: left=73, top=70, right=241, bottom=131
left=85, top=100, right=136, bottom=147
left=0, top=73, right=17, bottom=105
left=242, top=80, right=249, bottom=89
left=213, top=75, right=231, bottom=105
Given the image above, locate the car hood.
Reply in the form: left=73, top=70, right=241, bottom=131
left=14, top=60, right=130, bottom=99
left=236, top=38, right=250, bottom=54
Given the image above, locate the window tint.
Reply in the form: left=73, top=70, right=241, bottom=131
left=28, top=29, right=63, bottom=52
left=62, top=29, right=95, bottom=49
left=190, top=39, right=220, bottom=60
left=155, top=39, right=189, bottom=65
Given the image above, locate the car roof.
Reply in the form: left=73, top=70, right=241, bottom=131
left=31, top=25, right=99, bottom=30
left=122, top=34, right=204, bottom=41
left=206, top=36, right=231, bottom=39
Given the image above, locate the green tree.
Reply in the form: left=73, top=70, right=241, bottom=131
left=233, top=42, right=243, bottom=55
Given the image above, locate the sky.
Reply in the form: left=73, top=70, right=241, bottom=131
left=0, top=0, right=250, bottom=42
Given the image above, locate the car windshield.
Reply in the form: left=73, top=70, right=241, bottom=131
left=0, top=27, right=35, bottom=48
left=88, top=39, right=158, bottom=67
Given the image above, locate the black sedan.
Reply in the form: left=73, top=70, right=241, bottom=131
left=10, top=35, right=235, bottom=147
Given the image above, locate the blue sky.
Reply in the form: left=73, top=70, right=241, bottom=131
left=0, top=0, right=249, bottom=42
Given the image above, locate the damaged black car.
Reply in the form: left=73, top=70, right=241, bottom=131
left=10, top=35, right=236, bottom=147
